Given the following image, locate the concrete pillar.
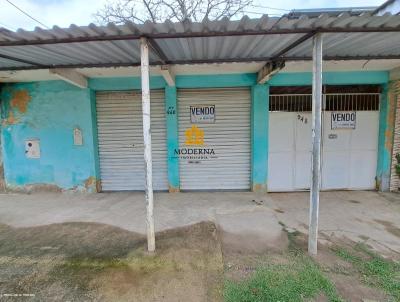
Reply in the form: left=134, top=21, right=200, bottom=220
left=389, top=80, right=400, bottom=191
left=165, top=86, right=180, bottom=192
left=140, top=37, right=155, bottom=252
left=251, top=84, right=269, bottom=193
left=308, top=33, right=323, bottom=256
left=377, top=83, right=396, bottom=191
left=89, top=89, right=101, bottom=193
left=376, top=84, right=396, bottom=191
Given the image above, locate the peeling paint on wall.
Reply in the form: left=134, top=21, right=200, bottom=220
left=168, top=185, right=180, bottom=193
left=0, top=81, right=99, bottom=192
left=1, top=89, right=31, bottom=126
left=4, top=111, right=18, bottom=125
left=6, top=183, right=62, bottom=193
left=252, top=183, right=267, bottom=194
left=84, top=176, right=100, bottom=193
left=10, top=90, right=31, bottom=113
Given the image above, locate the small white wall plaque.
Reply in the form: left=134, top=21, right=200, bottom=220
left=73, top=127, right=83, bottom=146
left=25, top=139, right=40, bottom=159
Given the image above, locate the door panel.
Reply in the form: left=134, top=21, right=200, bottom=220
left=268, top=112, right=295, bottom=191
left=294, top=113, right=312, bottom=189
left=294, top=152, right=311, bottom=189
left=269, top=96, right=379, bottom=191
left=321, top=151, right=350, bottom=189
left=96, top=91, right=168, bottom=191
left=178, top=88, right=251, bottom=190
left=269, top=152, right=294, bottom=191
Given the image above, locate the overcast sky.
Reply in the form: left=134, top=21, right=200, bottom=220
left=0, top=0, right=384, bottom=31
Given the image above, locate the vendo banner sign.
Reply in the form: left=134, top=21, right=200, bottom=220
left=190, top=105, right=215, bottom=123
left=331, top=111, right=356, bottom=129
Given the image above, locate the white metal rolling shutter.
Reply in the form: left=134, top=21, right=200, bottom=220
left=96, top=91, right=168, bottom=191
left=178, top=88, right=251, bottom=190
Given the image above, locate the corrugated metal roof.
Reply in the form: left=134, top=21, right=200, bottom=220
left=0, top=14, right=400, bottom=70
left=287, top=7, right=377, bottom=18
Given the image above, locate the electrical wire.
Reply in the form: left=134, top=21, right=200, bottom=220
left=243, top=10, right=282, bottom=16
left=248, top=4, right=291, bottom=12
left=4, top=0, right=50, bottom=29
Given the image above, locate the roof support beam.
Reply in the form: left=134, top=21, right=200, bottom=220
left=256, top=32, right=315, bottom=84
left=160, top=65, right=175, bottom=86
left=49, top=68, right=88, bottom=88
left=1, top=55, right=400, bottom=71
left=272, top=32, right=316, bottom=59
left=147, top=38, right=169, bottom=65
left=257, top=60, right=285, bottom=84
left=0, top=53, right=43, bottom=67
left=308, top=33, right=323, bottom=256
left=2, top=28, right=400, bottom=47
left=140, top=37, right=156, bottom=253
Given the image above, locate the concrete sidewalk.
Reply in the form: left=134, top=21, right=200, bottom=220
left=0, top=191, right=399, bottom=255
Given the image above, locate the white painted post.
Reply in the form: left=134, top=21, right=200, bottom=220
left=308, top=33, right=323, bottom=256
left=140, top=37, right=155, bottom=252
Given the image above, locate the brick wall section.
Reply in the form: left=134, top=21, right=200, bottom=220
left=389, top=80, right=400, bottom=191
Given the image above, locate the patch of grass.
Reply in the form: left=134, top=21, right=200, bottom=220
left=224, top=254, right=343, bottom=302
left=287, top=230, right=302, bottom=254
left=60, top=249, right=174, bottom=272
left=334, top=243, right=400, bottom=300
left=62, top=257, right=129, bottom=272
left=279, top=221, right=303, bottom=255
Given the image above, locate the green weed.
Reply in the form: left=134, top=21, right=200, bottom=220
left=334, top=243, right=400, bottom=301
left=224, top=254, right=343, bottom=302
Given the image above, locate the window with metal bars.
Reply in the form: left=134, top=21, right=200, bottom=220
left=269, top=93, right=380, bottom=112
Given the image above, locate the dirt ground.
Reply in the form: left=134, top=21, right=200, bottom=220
left=0, top=220, right=397, bottom=302
left=0, top=221, right=223, bottom=302
left=0, top=190, right=399, bottom=301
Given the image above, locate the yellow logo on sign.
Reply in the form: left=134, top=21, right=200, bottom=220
left=185, top=125, right=204, bottom=146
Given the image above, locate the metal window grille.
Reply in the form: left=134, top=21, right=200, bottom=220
left=269, top=93, right=380, bottom=112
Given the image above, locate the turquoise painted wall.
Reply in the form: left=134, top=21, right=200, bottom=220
left=0, top=81, right=99, bottom=191
left=0, top=70, right=391, bottom=192
left=269, top=71, right=389, bottom=86
left=165, top=86, right=180, bottom=191
left=175, top=73, right=257, bottom=88
left=376, top=83, right=394, bottom=191
left=89, top=76, right=166, bottom=91
left=251, top=84, right=269, bottom=192
left=89, top=71, right=389, bottom=90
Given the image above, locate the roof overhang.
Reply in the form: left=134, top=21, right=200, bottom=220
left=1, top=13, right=400, bottom=72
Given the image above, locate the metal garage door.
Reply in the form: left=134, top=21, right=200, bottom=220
left=178, top=88, right=251, bottom=190
left=268, top=93, right=379, bottom=191
left=96, top=91, right=168, bottom=191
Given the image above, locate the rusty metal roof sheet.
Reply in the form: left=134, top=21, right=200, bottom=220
left=0, top=13, right=400, bottom=70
